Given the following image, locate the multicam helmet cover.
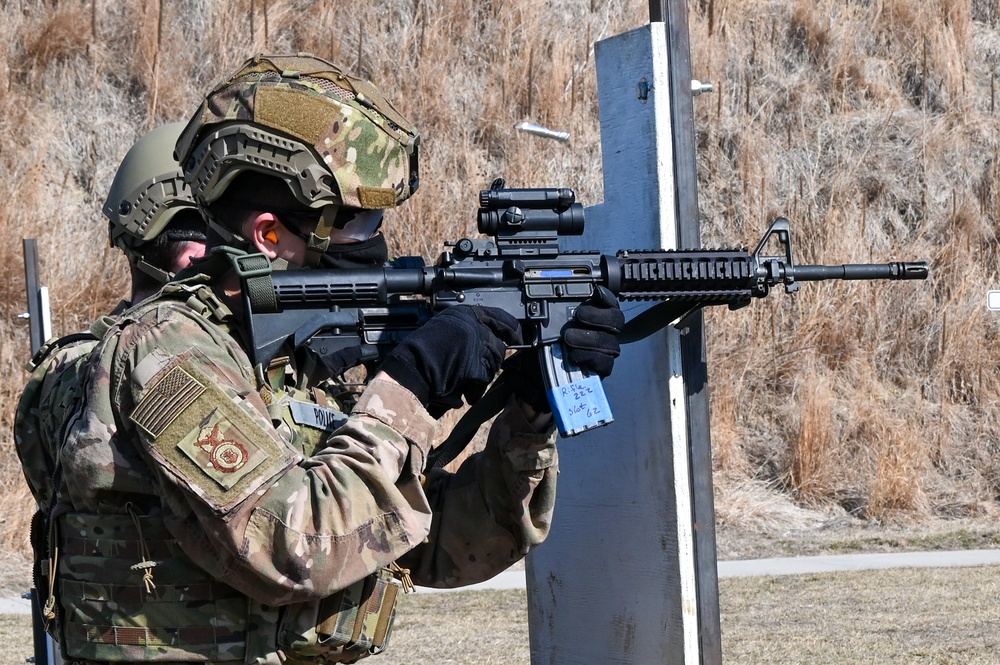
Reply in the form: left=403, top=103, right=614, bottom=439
left=175, top=53, right=420, bottom=251
left=103, top=122, right=201, bottom=283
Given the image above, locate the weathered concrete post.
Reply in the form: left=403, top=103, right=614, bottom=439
left=525, top=19, right=722, bottom=665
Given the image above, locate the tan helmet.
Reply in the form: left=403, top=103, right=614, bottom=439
left=103, top=122, right=202, bottom=283
left=174, top=53, right=420, bottom=262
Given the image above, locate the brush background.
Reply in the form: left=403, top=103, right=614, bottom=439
left=0, top=0, right=998, bottom=557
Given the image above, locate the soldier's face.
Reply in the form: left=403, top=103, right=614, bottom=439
left=174, top=241, right=207, bottom=272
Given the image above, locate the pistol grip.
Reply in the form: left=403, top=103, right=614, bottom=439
left=540, top=344, right=614, bottom=437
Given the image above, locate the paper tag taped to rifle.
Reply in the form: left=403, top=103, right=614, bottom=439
left=547, top=375, right=614, bottom=437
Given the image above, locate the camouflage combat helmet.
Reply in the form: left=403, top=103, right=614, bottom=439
left=175, top=53, right=420, bottom=263
left=103, top=122, right=201, bottom=283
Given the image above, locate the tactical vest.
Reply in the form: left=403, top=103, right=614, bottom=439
left=49, top=279, right=405, bottom=664
left=14, top=317, right=120, bottom=650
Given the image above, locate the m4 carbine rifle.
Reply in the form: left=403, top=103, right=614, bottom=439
left=240, top=179, right=928, bottom=440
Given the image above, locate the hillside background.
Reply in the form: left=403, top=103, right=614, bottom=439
left=0, top=0, right=997, bottom=556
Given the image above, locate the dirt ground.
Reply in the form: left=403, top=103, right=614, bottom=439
left=715, top=515, right=1000, bottom=561
left=3, top=516, right=999, bottom=664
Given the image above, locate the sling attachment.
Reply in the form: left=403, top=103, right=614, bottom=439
left=427, top=376, right=513, bottom=470
left=126, top=503, right=157, bottom=594
left=232, top=253, right=278, bottom=314
left=618, top=300, right=702, bottom=344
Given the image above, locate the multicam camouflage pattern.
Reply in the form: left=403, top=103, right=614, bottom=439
left=49, top=271, right=557, bottom=662
left=279, top=566, right=401, bottom=661
left=14, top=306, right=126, bottom=511
left=15, top=334, right=98, bottom=511
left=56, top=512, right=248, bottom=662
left=176, top=53, right=420, bottom=211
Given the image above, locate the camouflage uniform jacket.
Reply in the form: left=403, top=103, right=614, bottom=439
left=56, top=271, right=557, bottom=661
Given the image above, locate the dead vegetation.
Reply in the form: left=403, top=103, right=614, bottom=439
left=0, top=0, right=998, bottom=555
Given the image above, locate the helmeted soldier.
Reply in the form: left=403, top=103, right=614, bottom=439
left=16, top=120, right=208, bottom=515
left=14, top=121, right=208, bottom=660
left=48, top=53, right=622, bottom=664
left=103, top=122, right=209, bottom=301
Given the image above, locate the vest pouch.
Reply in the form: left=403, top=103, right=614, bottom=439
left=278, top=568, right=401, bottom=663
left=55, top=512, right=249, bottom=662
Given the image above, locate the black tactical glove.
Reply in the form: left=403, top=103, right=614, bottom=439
left=504, top=286, right=624, bottom=412
left=561, top=285, right=624, bottom=377
left=379, top=305, right=523, bottom=418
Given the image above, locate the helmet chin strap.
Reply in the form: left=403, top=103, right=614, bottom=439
left=205, top=212, right=253, bottom=252
left=302, top=206, right=338, bottom=268
left=268, top=257, right=291, bottom=271
left=133, top=255, right=173, bottom=284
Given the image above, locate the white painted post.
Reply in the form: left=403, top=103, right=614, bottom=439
left=525, top=23, right=712, bottom=664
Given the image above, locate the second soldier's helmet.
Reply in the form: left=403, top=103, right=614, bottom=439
left=174, top=53, right=420, bottom=262
left=103, top=122, right=204, bottom=283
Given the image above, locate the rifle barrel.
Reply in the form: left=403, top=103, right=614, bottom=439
left=790, top=261, right=929, bottom=282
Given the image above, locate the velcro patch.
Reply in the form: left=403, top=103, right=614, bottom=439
left=357, top=186, right=398, bottom=209
left=141, top=354, right=299, bottom=515
left=132, top=367, right=206, bottom=438
left=256, top=87, right=339, bottom=145
left=176, top=408, right=269, bottom=490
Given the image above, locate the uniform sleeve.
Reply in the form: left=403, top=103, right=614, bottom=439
left=116, top=306, right=438, bottom=606
left=392, top=396, right=559, bottom=588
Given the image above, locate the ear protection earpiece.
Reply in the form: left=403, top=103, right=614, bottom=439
left=264, top=230, right=279, bottom=244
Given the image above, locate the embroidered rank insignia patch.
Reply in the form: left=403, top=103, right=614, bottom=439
left=176, top=408, right=268, bottom=490
left=132, top=366, right=206, bottom=438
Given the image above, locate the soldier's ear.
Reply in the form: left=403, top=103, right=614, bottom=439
left=248, top=213, right=281, bottom=258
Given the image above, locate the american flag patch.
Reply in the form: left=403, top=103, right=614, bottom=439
left=131, top=366, right=206, bottom=438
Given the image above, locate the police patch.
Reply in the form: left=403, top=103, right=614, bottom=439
left=131, top=366, right=206, bottom=438
left=197, top=425, right=249, bottom=472
left=176, top=408, right=267, bottom=490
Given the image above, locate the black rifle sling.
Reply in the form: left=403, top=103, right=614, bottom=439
left=427, top=377, right=513, bottom=469
left=619, top=300, right=702, bottom=344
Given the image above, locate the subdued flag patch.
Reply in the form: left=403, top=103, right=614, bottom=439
left=131, top=366, right=206, bottom=438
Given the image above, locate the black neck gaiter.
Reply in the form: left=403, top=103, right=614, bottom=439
left=317, top=233, right=389, bottom=269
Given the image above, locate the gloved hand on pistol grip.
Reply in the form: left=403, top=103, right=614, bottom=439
left=561, top=285, right=624, bottom=378
left=379, top=305, right=523, bottom=418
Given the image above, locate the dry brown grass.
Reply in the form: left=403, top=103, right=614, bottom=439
left=697, top=0, right=1000, bottom=528
left=719, top=564, right=1000, bottom=664
left=2, top=0, right=1000, bottom=555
